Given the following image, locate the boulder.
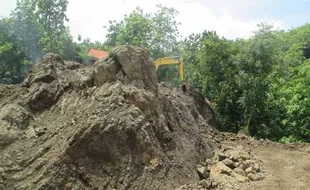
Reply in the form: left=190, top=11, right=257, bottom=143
left=222, top=158, right=235, bottom=168
left=248, top=173, right=263, bottom=181
left=210, top=162, right=233, bottom=178
left=197, top=165, right=209, bottom=179
left=233, top=173, right=249, bottom=183
left=0, top=103, right=32, bottom=130
left=110, top=45, right=158, bottom=91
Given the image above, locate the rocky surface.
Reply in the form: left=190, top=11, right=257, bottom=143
left=0, top=45, right=217, bottom=190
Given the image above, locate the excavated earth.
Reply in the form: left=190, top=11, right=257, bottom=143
left=0, top=46, right=218, bottom=190
left=1, top=45, right=310, bottom=190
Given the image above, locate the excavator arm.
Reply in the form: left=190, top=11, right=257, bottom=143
left=154, top=56, right=186, bottom=91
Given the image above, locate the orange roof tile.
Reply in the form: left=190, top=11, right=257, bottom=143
left=87, top=48, right=109, bottom=60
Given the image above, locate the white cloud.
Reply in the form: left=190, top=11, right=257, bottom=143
left=66, top=0, right=285, bottom=42
left=1, top=0, right=286, bottom=42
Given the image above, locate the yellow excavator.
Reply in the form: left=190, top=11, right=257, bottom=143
left=154, top=56, right=187, bottom=92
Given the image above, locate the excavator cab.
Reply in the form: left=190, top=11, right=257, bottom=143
left=154, top=56, right=187, bottom=92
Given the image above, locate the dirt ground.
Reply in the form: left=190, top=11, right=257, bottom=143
left=218, top=133, right=310, bottom=190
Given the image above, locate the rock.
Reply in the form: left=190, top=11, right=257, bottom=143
left=199, top=179, right=211, bottom=188
left=228, top=150, right=250, bottom=161
left=233, top=162, right=240, bottom=168
left=197, top=165, right=209, bottom=179
left=234, top=168, right=246, bottom=177
left=149, top=157, right=160, bottom=170
left=0, top=103, right=33, bottom=147
left=93, top=45, right=159, bottom=92
left=253, top=163, right=261, bottom=172
left=0, top=120, right=16, bottom=147
left=24, top=53, right=67, bottom=86
left=217, top=151, right=227, bottom=161
left=93, top=61, right=120, bottom=86
left=206, top=165, right=212, bottom=172
left=245, top=167, right=254, bottom=174
left=242, top=160, right=255, bottom=168
left=233, top=173, right=249, bottom=183
left=205, top=159, right=212, bottom=165
left=110, top=45, right=158, bottom=91
left=236, top=145, right=244, bottom=150
left=0, top=103, right=32, bottom=130
left=211, top=181, right=219, bottom=188
left=221, top=145, right=234, bottom=151
left=221, top=158, right=235, bottom=168
left=248, top=174, right=263, bottom=181
left=210, top=162, right=233, bottom=178
left=238, top=164, right=247, bottom=171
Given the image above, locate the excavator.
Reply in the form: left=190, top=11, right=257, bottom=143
left=154, top=56, right=187, bottom=92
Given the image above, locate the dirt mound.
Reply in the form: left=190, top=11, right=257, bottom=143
left=0, top=45, right=218, bottom=190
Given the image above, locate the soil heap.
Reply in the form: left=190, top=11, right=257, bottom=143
left=0, top=46, right=218, bottom=190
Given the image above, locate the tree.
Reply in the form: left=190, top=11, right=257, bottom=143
left=232, top=23, right=277, bottom=134
left=0, top=18, right=28, bottom=84
left=182, top=24, right=279, bottom=135
left=36, top=0, right=69, bottom=54
left=105, top=4, right=181, bottom=56
left=12, top=0, right=70, bottom=59
left=264, top=23, right=310, bottom=142
left=150, top=4, right=180, bottom=58
left=12, top=0, right=44, bottom=61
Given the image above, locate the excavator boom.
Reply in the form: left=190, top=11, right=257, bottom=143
left=154, top=56, right=186, bottom=91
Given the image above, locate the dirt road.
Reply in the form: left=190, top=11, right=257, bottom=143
left=251, top=145, right=310, bottom=190
left=221, top=136, right=310, bottom=190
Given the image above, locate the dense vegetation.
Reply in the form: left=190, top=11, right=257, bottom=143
left=1, top=1, right=309, bottom=143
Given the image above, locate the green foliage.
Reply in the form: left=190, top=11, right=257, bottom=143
left=36, top=0, right=69, bottom=53
left=232, top=24, right=277, bottom=134
left=11, top=0, right=44, bottom=61
left=1, top=0, right=81, bottom=84
left=105, top=4, right=180, bottom=57
left=11, top=0, right=74, bottom=59
left=276, top=60, right=310, bottom=141
left=107, top=8, right=153, bottom=48
left=0, top=18, right=28, bottom=84
left=279, top=135, right=304, bottom=144
left=183, top=23, right=310, bottom=142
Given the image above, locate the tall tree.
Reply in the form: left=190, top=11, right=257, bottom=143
left=104, top=4, right=180, bottom=57
left=12, top=0, right=70, bottom=59
left=12, top=0, right=44, bottom=61
left=0, top=17, right=28, bottom=84
left=36, top=0, right=69, bottom=54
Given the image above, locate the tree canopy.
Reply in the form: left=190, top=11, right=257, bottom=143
left=0, top=2, right=309, bottom=142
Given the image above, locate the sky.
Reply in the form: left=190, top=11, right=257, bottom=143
left=1, top=0, right=310, bottom=42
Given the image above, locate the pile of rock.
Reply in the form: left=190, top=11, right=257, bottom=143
left=196, top=145, right=264, bottom=188
left=0, top=46, right=217, bottom=190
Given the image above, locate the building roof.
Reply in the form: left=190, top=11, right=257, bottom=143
left=87, top=48, right=109, bottom=60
